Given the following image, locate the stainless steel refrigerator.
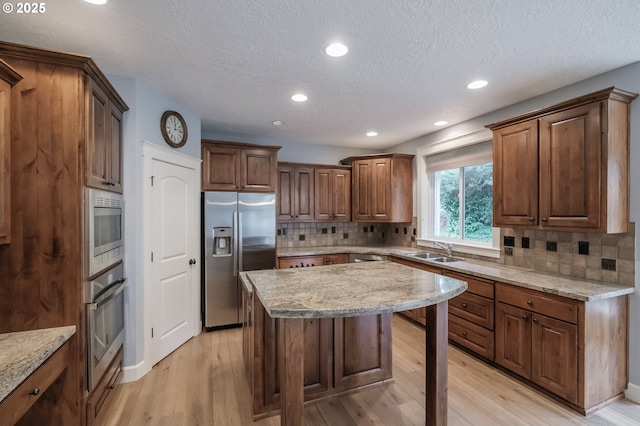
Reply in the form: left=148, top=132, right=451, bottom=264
left=202, top=192, right=276, bottom=329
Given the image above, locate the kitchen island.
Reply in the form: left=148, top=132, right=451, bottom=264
left=241, top=261, right=467, bottom=426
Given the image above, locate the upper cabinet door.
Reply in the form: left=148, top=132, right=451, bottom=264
left=202, top=144, right=242, bottom=191
left=539, top=103, right=601, bottom=229
left=351, top=160, right=372, bottom=221
left=86, top=78, right=124, bottom=193
left=370, top=158, right=391, bottom=221
left=492, top=120, right=539, bottom=227
left=0, top=61, right=22, bottom=245
left=241, top=148, right=278, bottom=192
left=87, top=79, right=109, bottom=189
left=331, top=169, right=351, bottom=221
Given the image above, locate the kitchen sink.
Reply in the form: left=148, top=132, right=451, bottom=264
left=406, top=252, right=440, bottom=259
left=429, top=257, right=464, bottom=263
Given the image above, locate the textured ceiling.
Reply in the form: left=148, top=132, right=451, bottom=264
left=1, top=0, right=640, bottom=149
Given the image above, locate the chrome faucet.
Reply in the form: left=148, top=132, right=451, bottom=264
left=434, top=241, right=453, bottom=257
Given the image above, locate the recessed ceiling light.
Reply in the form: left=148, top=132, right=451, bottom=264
left=434, top=121, right=448, bottom=126
left=83, top=0, right=107, bottom=4
left=366, top=131, right=378, bottom=137
left=467, top=80, right=488, bottom=89
left=272, top=120, right=285, bottom=126
left=291, top=94, right=308, bottom=102
left=325, top=43, right=349, bottom=57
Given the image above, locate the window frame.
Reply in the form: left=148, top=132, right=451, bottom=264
left=416, top=129, right=500, bottom=258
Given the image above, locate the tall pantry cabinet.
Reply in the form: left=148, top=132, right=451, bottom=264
left=0, top=42, right=128, bottom=425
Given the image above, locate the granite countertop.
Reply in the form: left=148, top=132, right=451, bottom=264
left=0, top=326, right=76, bottom=402
left=241, top=261, right=467, bottom=318
left=278, top=245, right=634, bottom=302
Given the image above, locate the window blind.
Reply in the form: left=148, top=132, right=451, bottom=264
left=424, top=141, right=492, bottom=173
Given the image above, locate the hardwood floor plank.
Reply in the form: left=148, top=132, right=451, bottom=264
left=100, top=315, right=640, bottom=425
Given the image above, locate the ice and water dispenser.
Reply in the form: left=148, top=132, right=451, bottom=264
left=212, top=227, right=232, bottom=256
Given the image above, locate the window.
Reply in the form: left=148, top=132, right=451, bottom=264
left=416, top=130, right=500, bottom=258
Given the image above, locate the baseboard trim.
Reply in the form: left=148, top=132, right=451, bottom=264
left=625, top=382, right=640, bottom=404
left=121, top=359, right=151, bottom=383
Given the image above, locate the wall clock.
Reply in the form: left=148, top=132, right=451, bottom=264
left=160, top=110, right=188, bottom=148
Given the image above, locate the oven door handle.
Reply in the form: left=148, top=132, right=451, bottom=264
left=90, top=278, right=126, bottom=309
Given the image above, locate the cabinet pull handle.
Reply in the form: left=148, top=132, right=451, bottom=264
left=29, top=388, right=40, bottom=396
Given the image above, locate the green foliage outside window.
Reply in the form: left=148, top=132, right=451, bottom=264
left=436, top=162, right=492, bottom=242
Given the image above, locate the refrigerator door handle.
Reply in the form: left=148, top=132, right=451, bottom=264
left=238, top=212, right=243, bottom=272
left=233, top=212, right=238, bottom=277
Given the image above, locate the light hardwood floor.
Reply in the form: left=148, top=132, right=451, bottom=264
left=100, top=315, right=640, bottom=425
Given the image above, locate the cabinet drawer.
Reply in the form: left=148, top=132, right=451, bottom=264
left=87, top=346, right=123, bottom=426
left=448, top=314, right=495, bottom=361
left=0, top=340, right=69, bottom=424
left=449, top=293, right=494, bottom=330
left=496, top=283, right=578, bottom=324
left=444, top=271, right=494, bottom=299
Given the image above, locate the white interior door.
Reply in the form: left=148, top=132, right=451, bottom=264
left=150, top=158, right=197, bottom=364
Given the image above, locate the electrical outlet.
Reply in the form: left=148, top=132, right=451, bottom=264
left=331, top=227, right=336, bottom=234
left=299, top=234, right=305, bottom=241
left=546, top=241, right=557, bottom=252
left=522, top=237, right=530, bottom=249
left=343, top=233, right=349, bottom=239
left=602, top=259, right=616, bottom=271
left=504, top=236, right=515, bottom=247
left=578, top=241, right=589, bottom=255
left=321, top=228, right=327, bottom=234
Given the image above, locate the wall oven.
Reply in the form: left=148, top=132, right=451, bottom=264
left=85, top=262, right=125, bottom=392
left=87, top=188, right=123, bottom=277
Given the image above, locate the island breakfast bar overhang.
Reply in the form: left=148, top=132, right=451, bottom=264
left=242, top=261, right=468, bottom=426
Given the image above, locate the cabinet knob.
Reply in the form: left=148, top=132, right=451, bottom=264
left=461, top=303, right=467, bottom=308
left=528, top=217, right=535, bottom=222
left=462, top=332, right=467, bottom=337
left=527, top=300, right=532, bottom=306
left=541, top=217, right=548, bottom=222
left=522, top=315, right=528, bottom=320
left=532, top=317, right=539, bottom=324
left=29, top=388, right=40, bottom=396
left=289, top=265, right=294, bottom=268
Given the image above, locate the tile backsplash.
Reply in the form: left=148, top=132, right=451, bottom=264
left=497, top=224, right=635, bottom=286
left=277, top=218, right=635, bottom=286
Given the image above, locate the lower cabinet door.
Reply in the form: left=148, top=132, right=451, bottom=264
left=531, top=313, right=578, bottom=404
left=495, top=302, right=532, bottom=379
left=334, top=314, right=393, bottom=391
left=448, top=314, right=495, bottom=360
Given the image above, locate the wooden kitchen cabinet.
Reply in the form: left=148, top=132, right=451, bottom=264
left=340, top=153, right=414, bottom=223
left=445, top=271, right=496, bottom=360
left=314, top=167, right=351, bottom=221
left=488, top=87, right=637, bottom=233
left=86, top=78, right=124, bottom=193
left=277, top=163, right=315, bottom=222
left=0, top=42, right=129, bottom=425
left=0, top=60, right=21, bottom=245
left=201, top=140, right=280, bottom=192
left=247, top=291, right=391, bottom=417
left=494, top=282, right=629, bottom=413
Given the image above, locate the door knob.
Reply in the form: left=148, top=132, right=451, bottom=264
left=189, top=259, right=197, bottom=265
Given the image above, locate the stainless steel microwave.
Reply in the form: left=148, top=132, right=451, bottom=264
left=86, top=188, right=123, bottom=277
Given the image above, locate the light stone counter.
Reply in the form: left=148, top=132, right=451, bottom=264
left=278, top=245, right=634, bottom=302
left=0, top=326, right=76, bottom=402
left=242, top=261, right=467, bottom=318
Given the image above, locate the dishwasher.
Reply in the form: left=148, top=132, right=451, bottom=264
left=348, top=253, right=387, bottom=263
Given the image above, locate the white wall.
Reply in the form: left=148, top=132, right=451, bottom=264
left=389, top=61, right=640, bottom=392
left=107, top=75, right=201, bottom=368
